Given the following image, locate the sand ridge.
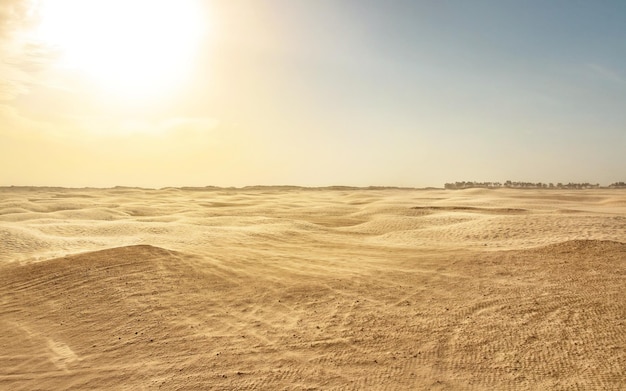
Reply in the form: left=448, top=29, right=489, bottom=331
left=0, top=187, right=625, bottom=389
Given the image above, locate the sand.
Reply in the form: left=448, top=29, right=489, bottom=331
left=0, top=187, right=624, bottom=390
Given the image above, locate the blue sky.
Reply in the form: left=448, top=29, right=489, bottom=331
left=1, top=0, right=625, bottom=187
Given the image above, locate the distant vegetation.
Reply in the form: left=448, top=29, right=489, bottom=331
left=443, top=181, right=612, bottom=189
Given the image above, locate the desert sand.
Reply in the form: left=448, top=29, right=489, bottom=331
left=0, top=187, right=624, bottom=390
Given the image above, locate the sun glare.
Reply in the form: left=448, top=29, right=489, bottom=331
left=33, top=0, right=207, bottom=100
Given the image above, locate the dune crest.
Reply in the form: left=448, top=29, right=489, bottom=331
left=531, top=239, right=626, bottom=254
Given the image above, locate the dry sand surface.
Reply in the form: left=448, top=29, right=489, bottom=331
left=0, top=186, right=625, bottom=390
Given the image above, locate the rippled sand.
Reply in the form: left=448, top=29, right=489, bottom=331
left=1, top=187, right=625, bottom=390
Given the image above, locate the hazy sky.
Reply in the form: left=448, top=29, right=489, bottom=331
left=1, top=0, right=625, bottom=187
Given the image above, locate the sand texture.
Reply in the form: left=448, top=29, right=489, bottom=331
left=1, top=187, right=625, bottom=390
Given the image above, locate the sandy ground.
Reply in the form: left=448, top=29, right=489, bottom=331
left=0, top=187, right=624, bottom=390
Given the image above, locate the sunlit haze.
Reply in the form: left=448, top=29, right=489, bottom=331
left=1, top=0, right=625, bottom=187
left=33, top=0, right=206, bottom=100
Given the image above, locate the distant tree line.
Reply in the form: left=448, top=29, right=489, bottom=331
left=609, top=182, right=626, bottom=188
left=444, top=181, right=604, bottom=189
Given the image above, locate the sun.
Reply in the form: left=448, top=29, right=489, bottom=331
left=33, top=0, right=207, bottom=101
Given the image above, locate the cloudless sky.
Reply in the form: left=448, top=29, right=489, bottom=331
left=1, top=0, right=625, bottom=187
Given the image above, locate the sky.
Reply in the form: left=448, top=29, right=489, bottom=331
left=1, top=0, right=625, bottom=188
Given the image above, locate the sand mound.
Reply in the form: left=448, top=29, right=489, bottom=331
left=531, top=239, right=626, bottom=255
left=0, top=245, right=238, bottom=390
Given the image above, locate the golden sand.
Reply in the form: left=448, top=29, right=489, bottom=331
left=1, top=187, right=624, bottom=389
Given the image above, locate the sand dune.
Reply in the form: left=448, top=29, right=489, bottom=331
left=0, top=187, right=625, bottom=389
